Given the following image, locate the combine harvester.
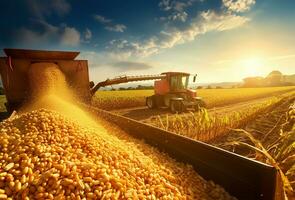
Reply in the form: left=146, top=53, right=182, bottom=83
left=91, top=72, right=206, bottom=113
left=0, top=49, right=284, bottom=200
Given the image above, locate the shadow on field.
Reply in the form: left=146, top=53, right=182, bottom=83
left=0, top=112, right=10, bottom=121
left=115, top=107, right=171, bottom=121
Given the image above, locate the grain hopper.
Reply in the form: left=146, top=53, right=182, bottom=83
left=0, top=48, right=91, bottom=111
left=0, top=49, right=284, bottom=200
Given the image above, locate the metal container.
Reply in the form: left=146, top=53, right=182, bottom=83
left=0, top=49, right=91, bottom=111
left=85, top=105, right=284, bottom=200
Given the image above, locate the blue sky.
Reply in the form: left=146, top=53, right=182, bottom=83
left=0, top=0, right=295, bottom=84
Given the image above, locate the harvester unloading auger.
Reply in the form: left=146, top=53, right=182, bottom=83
left=0, top=49, right=284, bottom=200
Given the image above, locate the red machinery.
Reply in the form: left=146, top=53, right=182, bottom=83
left=92, top=72, right=206, bottom=113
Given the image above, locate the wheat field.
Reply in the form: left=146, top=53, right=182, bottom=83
left=93, top=86, right=295, bottom=110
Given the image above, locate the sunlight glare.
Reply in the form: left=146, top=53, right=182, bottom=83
left=240, top=57, right=265, bottom=77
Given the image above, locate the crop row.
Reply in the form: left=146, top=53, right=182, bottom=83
left=93, top=86, right=295, bottom=110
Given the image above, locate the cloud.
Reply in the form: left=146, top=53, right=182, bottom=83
left=60, top=27, right=80, bottom=46
left=160, top=11, right=188, bottom=22
left=93, top=15, right=112, bottom=23
left=107, top=38, right=159, bottom=58
left=158, top=0, right=195, bottom=23
left=107, top=10, right=250, bottom=58
left=159, top=0, right=196, bottom=12
left=105, top=24, right=127, bottom=32
left=159, top=0, right=195, bottom=12
left=27, top=0, right=71, bottom=19
left=16, top=20, right=80, bottom=46
left=223, top=0, right=255, bottom=13
left=111, top=61, right=153, bottom=71
left=84, top=28, right=92, bottom=40
left=93, top=14, right=127, bottom=32
left=199, top=10, right=250, bottom=31
left=78, top=51, right=153, bottom=74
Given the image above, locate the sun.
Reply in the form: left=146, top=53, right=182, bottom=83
left=240, top=57, right=265, bottom=77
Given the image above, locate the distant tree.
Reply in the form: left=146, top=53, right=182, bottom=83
left=118, top=87, right=126, bottom=90
left=197, top=86, right=203, bottom=89
left=216, top=86, right=223, bottom=89
left=135, top=85, right=154, bottom=90
left=207, top=85, right=212, bottom=89
left=243, top=77, right=264, bottom=87
left=266, top=71, right=283, bottom=86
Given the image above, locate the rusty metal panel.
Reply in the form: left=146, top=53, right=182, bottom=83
left=0, top=57, right=91, bottom=110
left=0, top=58, right=30, bottom=104
left=85, top=105, right=282, bottom=200
left=57, top=60, right=91, bottom=102
left=4, top=49, right=79, bottom=60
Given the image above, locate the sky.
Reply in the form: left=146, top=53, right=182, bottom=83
left=0, top=0, right=295, bottom=84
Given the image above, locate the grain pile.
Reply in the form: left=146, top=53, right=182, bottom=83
left=0, top=63, right=236, bottom=199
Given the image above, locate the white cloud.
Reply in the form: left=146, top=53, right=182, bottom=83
left=169, top=11, right=188, bottom=22
left=223, top=0, right=256, bottom=13
left=93, top=14, right=127, bottom=32
left=17, top=20, right=81, bottom=47
left=27, top=0, right=71, bottom=19
left=174, top=1, right=190, bottom=12
left=60, top=27, right=80, bottom=46
left=159, top=0, right=172, bottom=11
left=199, top=10, right=250, bottom=32
left=84, top=28, right=92, bottom=40
left=105, top=24, right=127, bottom=32
left=158, top=0, right=195, bottom=23
left=159, top=0, right=196, bottom=12
left=108, top=10, right=250, bottom=58
left=112, top=61, right=153, bottom=71
left=93, top=15, right=112, bottom=23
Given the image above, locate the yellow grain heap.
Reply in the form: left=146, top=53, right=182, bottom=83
left=0, top=109, right=236, bottom=200
left=0, top=63, right=236, bottom=199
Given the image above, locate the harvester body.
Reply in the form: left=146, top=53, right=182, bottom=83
left=147, top=72, right=205, bottom=113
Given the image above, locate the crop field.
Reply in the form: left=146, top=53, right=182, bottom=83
left=150, top=96, right=282, bottom=142
left=93, top=86, right=295, bottom=110
left=214, top=95, right=295, bottom=198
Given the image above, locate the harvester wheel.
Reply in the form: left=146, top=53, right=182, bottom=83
left=170, top=100, right=183, bottom=113
left=146, top=96, right=156, bottom=109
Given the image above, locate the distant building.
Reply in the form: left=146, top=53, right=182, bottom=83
left=282, top=74, right=295, bottom=84
left=242, top=70, right=295, bottom=87
left=243, top=76, right=265, bottom=87
left=265, top=71, right=283, bottom=86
